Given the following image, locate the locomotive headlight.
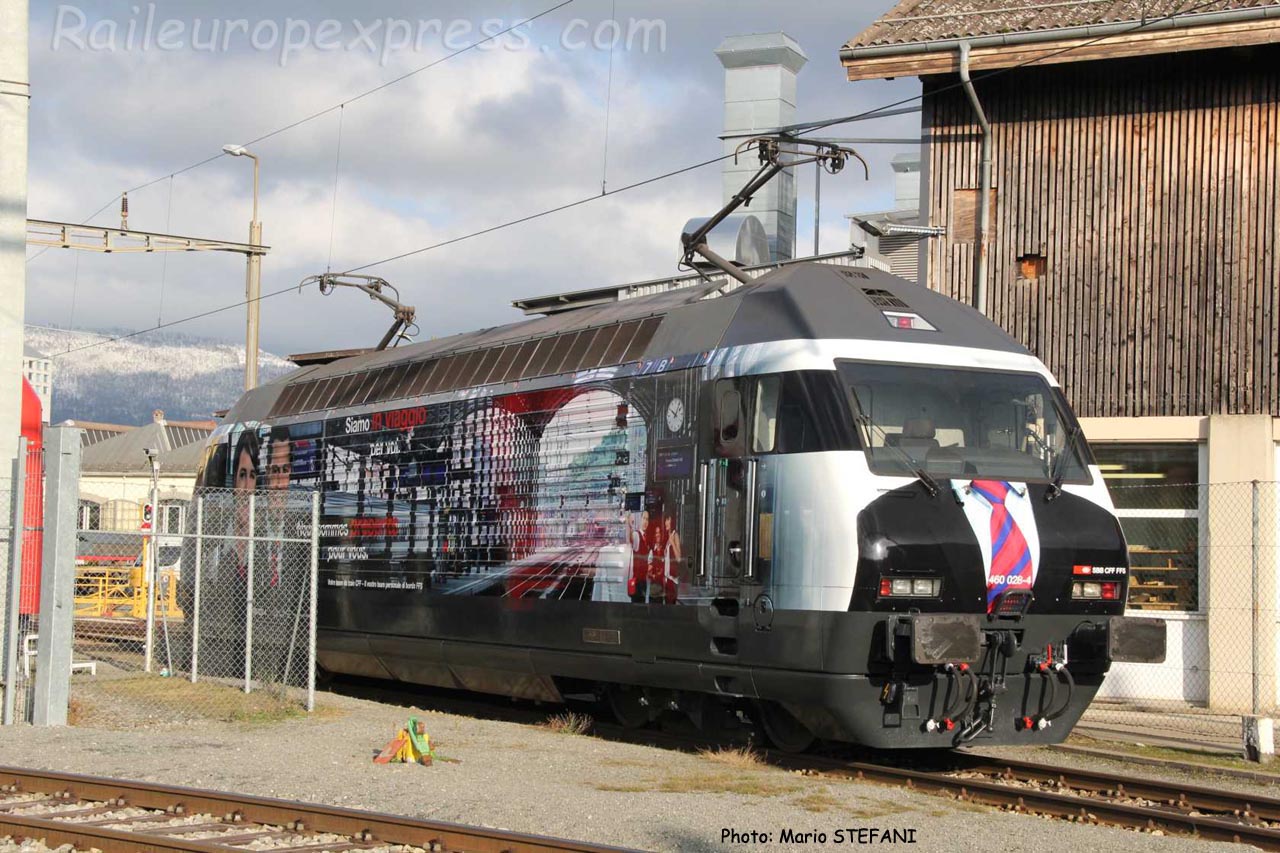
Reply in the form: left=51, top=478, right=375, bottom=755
left=1072, top=581, right=1107, bottom=599
left=878, top=577, right=941, bottom=598
left=912, top=578, right=937, bottom=596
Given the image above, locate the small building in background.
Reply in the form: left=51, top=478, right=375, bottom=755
left=71, top=421, right=134, bottom=448
left=75, top=409, right=214, bottom=534
left=20, top=345, right=51, bottom=423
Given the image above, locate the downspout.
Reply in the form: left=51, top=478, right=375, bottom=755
left=958, top=41, right=991, bottom=315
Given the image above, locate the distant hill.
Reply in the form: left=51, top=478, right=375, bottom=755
left=25, top=326, right=295, bottom=425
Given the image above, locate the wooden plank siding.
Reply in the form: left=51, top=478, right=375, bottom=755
left=921, top=45, right=1280, bottom=418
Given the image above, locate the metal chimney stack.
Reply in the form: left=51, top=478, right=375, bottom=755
left=715, top=33, right=808, bottom=262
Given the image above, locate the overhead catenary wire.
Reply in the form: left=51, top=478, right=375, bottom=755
left=355, top=24, right=1185, bottom=280
left=47, top=0, right=1232, bottom=359
left=28, top=0, right=579, bottom=254
left=326, top=106, right=346, bottom=274
left=341, top=152, right=735, bottom=275
left=48, top=151, right=737, bottom=359
left=600, top=0, right=618, bottom=195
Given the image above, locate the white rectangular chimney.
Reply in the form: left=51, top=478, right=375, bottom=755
left=715, top=33, right=808, bottom=263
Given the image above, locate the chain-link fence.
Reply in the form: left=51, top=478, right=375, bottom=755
left=11, top=437, right=1280, bottom=751
left=68, top=487, right=319, bottom=722
left=1087, top=480, right=1279, bottom=748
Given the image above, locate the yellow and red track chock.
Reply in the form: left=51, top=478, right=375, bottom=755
left=374, top=716, right=435, bottom=766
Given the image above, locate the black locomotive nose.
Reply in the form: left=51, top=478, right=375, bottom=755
left=853, top=496, right=988, bottom=613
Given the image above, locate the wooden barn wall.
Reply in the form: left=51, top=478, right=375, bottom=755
left=921, top=46, right=1280, bottom=418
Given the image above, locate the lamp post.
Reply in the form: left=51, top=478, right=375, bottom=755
left=223, top=144, right=263, bottom=390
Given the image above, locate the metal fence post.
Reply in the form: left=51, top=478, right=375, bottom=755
left=143, top=457, right=160, bottom=673
left=243, top=493, right=255, bottom=694
left=32, top=426, right=80, bottom=726
left=1253, top=479, right=1261, bottom=717
left=190, top=495, right=203, bottom=684
left=3, top=438, right=27, bottom=725
left=306, top=491, right=319, bottom=712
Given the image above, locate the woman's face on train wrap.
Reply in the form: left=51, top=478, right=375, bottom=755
left=235, top=447, right=256, bottom=491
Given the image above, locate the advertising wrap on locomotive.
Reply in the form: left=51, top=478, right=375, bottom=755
left=192, top=262, right=1166, bottom=750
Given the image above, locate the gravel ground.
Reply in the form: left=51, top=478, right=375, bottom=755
left=0, top=686, right=1253, bottom=853
left=0, top=841, right=83, bottom=853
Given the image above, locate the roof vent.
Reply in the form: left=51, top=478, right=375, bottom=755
left=861, top=288, right=910, bottom=309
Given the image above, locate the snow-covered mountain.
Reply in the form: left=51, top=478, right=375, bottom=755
left=25, top=326, right=296, bottom=425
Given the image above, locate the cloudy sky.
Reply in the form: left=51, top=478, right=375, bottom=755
left=24, top=0, right=915, bottom=359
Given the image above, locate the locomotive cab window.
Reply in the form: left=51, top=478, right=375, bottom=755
left=752, top=377, right=781, bottom=453
left=840, top=361, right=1090, bottom=484
left=714, top=380, right=746, bottom=457
left=749, top=372, right=858, bottom=455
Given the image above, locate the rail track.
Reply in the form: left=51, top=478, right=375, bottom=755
left=337, top=677, right=1280, bottom=848
left=0, top=765, right=631, bottom=853
left=778, top=750, right=1280, bottom=850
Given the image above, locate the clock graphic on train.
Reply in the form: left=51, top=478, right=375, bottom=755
left=665, top=397, right=686, bottom=433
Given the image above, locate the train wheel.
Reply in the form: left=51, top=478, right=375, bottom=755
left=606, top=685, right=650, bottom=729
left=313, top=664, right=335, bottom=690
left=756, top=701, right=815, bottom=753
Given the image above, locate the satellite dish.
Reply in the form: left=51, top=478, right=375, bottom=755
left=680, top=214, right=770, bottom=269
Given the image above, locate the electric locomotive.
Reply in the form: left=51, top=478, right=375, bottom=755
left=193, top=260, right=1165, bottom=750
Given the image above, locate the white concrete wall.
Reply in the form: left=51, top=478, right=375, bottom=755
left=1085, top=416, right=1280, bottom=711
left=0, top=0, right=28, bottom=467
left=1097, top=613, right=1209, bottom=704
left=1274, top=441, right=1280, bottom=708
left=79, top=473, right=197, bottom=532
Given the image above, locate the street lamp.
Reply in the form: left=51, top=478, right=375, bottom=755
left=223, top=144, right=263, bottom=391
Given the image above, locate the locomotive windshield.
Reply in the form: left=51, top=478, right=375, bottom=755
left=840, top=361, right=1091, bottom=485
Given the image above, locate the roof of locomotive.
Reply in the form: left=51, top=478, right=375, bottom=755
left=227, top=263, right=1028, bottom=423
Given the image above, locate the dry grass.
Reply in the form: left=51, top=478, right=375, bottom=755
left=596, top=782, right=651, bottom=793
left=541, top=711, right=594, bottom=736
left=69, top=674, right=340, bottom=727
left=843, top=800, right=911, bottom=819
left=696, top=745, right=766, bottom=769
left=597, top=769, right=803, bottom=797
left=65, top=698, right=88, bottom=726
left=1068, top=732, right=1279, bottom=776
left=601, top=757, right=653, bottom=769
left=792, top=789, right=842, bottom=813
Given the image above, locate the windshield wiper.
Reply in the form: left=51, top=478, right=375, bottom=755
left=1045, top=425, right=1082, bottom=502
left=856, top=415, right=941, bottom=498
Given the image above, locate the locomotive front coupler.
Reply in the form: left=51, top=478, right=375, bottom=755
left=950, top=629, right=1022, bottom=744
left=1019, top=642, right=1073, bottom=731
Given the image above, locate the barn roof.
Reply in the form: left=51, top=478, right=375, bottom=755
left=848, top=1, right=1273, bottom=48
left=841, top=0, right=1280, bottom=80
